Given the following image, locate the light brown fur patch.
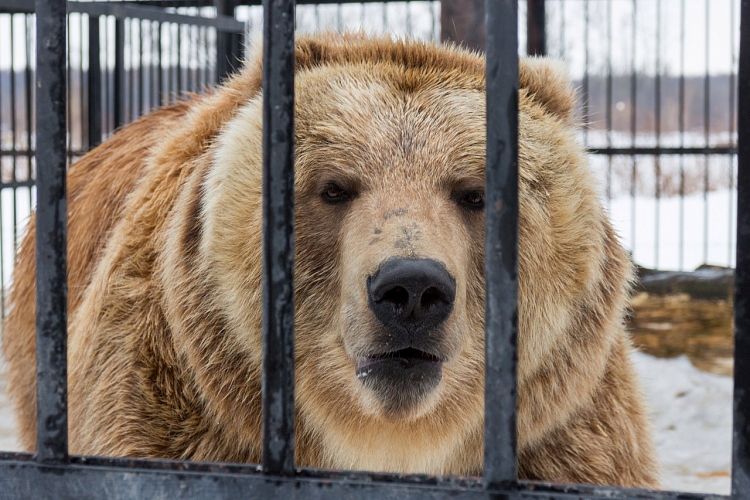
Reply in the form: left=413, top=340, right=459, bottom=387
left=2, top=34, right=657, bottom=487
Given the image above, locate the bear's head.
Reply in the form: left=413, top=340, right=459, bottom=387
left=175, top=35, right=630, bottom=474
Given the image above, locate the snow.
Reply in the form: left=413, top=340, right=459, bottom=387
left=632, top=352, right=732, bottom=495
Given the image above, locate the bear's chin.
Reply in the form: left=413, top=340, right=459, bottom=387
left=355, top=348, right=443, bottom=418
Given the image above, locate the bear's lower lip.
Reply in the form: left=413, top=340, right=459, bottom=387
left=355, top=348, right=443, bottom=378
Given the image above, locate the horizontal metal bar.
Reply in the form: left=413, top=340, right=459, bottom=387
left=0, top=454, right=727, bottom=500
left=0, top=180, right=37, bottom=189
left=0, top=1, right=245, bottom=32
left=0, top=0, right=32, bottom=13
left=0, top=150, right=92, bottom=157
left=68, top=2, right=245, bottom=32
left=589, top=147, right=737, bottom=156
left=99, top=0, right=417, bottom=6
left=0, top=151, right=35, bottom=157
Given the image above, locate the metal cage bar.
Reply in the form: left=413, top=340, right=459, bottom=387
left=732, top=1, right=750, bottom=497
left=87, top=14, right=102, bottom=149
left=483, top=0, right=519, bottom=489
left=261, top=0, right=296, bottom=477
left=34, top=0, right=68, bottom=464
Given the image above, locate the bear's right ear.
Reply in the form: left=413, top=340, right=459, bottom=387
left=518, top=58, right=578, bottom=123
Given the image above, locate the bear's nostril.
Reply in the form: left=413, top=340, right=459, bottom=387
left=420, top=287, right=446, bottom=310
left=381, top=286, right=410, bottom=311
left=367, top=258, right=456, bottom=337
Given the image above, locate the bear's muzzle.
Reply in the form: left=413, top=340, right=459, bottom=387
left=354, top=258, right=456, bottom=416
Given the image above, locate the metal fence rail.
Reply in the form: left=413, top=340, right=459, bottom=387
left=0, top=0, right=245, bottom=318
left=544, top=0, right=740, bottom=272
left=0, top=0, right=746, bottom=499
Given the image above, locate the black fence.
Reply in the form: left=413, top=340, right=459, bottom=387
left=0, top=0, right=747, bottom=499
left=0, top=0, right=245, bottom=320
left=543, top=0, right=740, bottom=273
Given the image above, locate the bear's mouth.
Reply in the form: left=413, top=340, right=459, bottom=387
left=354, top=348, right=443, bottom=416
left=355, top=348, right=442, bottom=377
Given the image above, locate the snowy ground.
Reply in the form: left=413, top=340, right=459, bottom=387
left=632, top=352, right=732, bottom=495
left=0, top=352, right=733, bottom=495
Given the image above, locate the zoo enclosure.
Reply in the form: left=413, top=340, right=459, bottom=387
left=0, top=0, right=747, bottom=499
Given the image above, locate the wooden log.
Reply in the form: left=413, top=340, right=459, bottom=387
left=629, top=266, right=735, bottom=376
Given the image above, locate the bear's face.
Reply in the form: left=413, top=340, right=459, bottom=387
left=205, top=50, right=614, bottom=472
left=293, top=67, right=488, bottom=421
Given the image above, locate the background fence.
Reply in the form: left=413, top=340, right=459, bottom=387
left=0, top=0, right=740, bottom=276
left=0, top=1, right=740, bottom=311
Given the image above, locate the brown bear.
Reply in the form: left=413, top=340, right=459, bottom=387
left=2, top=34, right=658, bottom=487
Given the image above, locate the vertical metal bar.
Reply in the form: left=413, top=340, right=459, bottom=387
left=34, top=0, right=68, bottom=464
left=526, top=0, right=545, bottom=56
left=78, top=13, right=85, bottom=157
left=156, top=22, right=162, bottom=106
left=102, top=16, right=110, bottom=135
left=130, top=19, right=137, bottom=120
left=703, top=0, right=711, bottom=265
left=630, top=0, right=637, bottom=261
left=729, top=0, right=738, bottom=266
left=0, top=18, right=4, bottom=323
left=190, top=24, right=197, bottom=93
left=679, top=0, right=685, bottom=270
left=152, top=22, right=158, bottom=110
left=199, top=27, right=206, bottom=90
left=25, top=13, right=33, bottom=173
left=654, top=0, right=661, bottom=269
left=605, top=0, right=612, bottom=209
left=582, top=0, right=589, bottom=147
left=24, top=12, right=33, bottom=251
left=88, top=15, right=101, bottom=149
left=64, top=13, right=70, bottom=163
left=114, top=17, right=125, bottom=128
left=139, top=19, right=146, bottom=115
left=10, top=14, right=19, bottom=257
left=177, top=24, right=184, bottom=94
left=733, top=3, right=750, bottom=496
left=215, top=0, right=228, bottom=82
left=483, top=0, right=518, bottom=489
left=170, top=23, right=177, bottom=103
left=261, top=0, right=295, bottom=477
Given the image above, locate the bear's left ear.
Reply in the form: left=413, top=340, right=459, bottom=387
left=518, top=58, right=577, bottom=122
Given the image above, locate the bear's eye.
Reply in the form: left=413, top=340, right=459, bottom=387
left=455, top=189, right=485, bottom=211
left=321, top=183, right=352, bottom=204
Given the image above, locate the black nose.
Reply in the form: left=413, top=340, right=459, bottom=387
left=367, top=258, right=456, bottom=336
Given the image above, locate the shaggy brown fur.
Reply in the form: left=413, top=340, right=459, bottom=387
left=2, top=34, right=657, bottom=487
